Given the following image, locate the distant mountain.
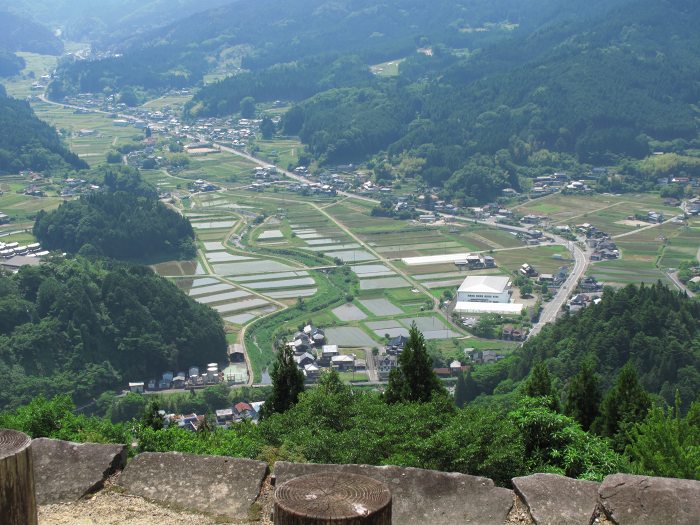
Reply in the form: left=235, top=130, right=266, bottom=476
left=53, top=0, right=627, bottom=94
left=0, top=10, right=63, bottom=55
left=0, top=89, right=87, bottom=173
left=0, top=0, right=233, bottom=47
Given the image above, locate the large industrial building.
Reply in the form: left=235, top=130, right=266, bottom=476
left=454, top=275, right=524, bottom=315
left=456, top=276, right=512, bottom=303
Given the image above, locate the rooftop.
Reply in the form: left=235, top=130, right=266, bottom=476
left=458, top=275, right=511, bottom=294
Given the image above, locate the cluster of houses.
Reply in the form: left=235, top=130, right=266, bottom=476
left=190, top=179, right=220, bottom=193
left=501, top=325, right=529, bottom=341
left=528, top=173, right=569, bottom=196
left=285, top=325, right=367, bottom=381
left=536, top=267, right=570, bottom=289
left=60, top=177, right=101, bottom=197
left=464, top=348, right=507, bottom=364
left=567, top=292, right=602, bottom=313
left=128, top=362, right=239, bottom=394
left=578, top=224, right=620, bottom=261
left=161, top=401, right=263, bottom=431
left=454, top=253, right=497, bottom=270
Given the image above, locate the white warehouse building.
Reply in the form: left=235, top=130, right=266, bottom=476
left=454, top=275, right=523, bottom=314
left=456, top=275, right=512, bottom=303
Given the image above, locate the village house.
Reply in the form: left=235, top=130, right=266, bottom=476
left=331, top=354, right=355, bottom=372
left=376, top=355, right=398, bottom=380
left=385, top=335, right=408, bottom=355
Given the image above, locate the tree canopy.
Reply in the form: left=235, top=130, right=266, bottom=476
left=33, top=166, right=195, bottom=261
left=0, top=257, right=227, bottom=410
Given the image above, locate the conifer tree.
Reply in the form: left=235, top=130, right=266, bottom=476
left=464, top=369, right=478, bottom=403
left=565, top=361, right=601, bottom=431
left=523, top=362, right=559, bottom=411
left=260, top=345, right=305, bottom=418
left=454, top=372, right=467, bottom=408
left=594, top=362, right=651, bottom=450
left=384, top=322, right=445, bottom=403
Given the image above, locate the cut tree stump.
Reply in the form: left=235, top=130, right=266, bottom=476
left=274, top=472, right=392, bottom=525
left=0, top=429, right=38, bottom=525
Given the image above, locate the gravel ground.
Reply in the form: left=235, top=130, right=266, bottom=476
left=39, top=474, right=276, bottom=525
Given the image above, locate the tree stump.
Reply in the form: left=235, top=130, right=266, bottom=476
left=274, top=472, right=391, bottom=525
left=0, top=429, right=38, bottom=525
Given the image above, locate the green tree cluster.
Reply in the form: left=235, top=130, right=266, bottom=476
left=0, top=256, right=227, bottom=410
left=33, top=167, right=195, bottom=260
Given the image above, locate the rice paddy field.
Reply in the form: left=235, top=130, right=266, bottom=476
left=589, top=218, right=699, bottom=287
left=175, top=152, right=259, bottom=185
left=516, top=193, right=682, bottom=235
left=31, top=102, right=145, bottom=166
left=253, top=137, right=302, bottom=168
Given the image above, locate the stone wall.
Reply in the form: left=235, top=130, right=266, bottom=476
left=27, top=438, right=700, bottom=525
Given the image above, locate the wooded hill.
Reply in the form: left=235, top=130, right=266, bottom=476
left=33, top=166, right=196, bottom=261
left=0, top=257, right=227, bottom=411
left=0, top=88, right=87, bottom=173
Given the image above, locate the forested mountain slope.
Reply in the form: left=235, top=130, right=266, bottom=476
left=51, top=0, right=627, bottom=94
left=0, top=88, right=87, bottom=173
left=514, top=283, right=700, bottom=411
left=0, top=257, right=227, bottom=411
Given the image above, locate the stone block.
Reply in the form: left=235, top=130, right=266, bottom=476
left=117, top=452, right=268, bottom=520
left=512, top=473, right=598, bottom=525
left=32, top=438, right=126, bottom=504
left=274, top=461, right=513, bottom=525
left=599, top=474, right=700, bottom=525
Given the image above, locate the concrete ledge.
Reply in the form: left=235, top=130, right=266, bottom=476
left=599, top=474, right=700, bottom=525
left=117, top=452, right=268, bottom=520
left=512, top=473, right=599, bottom=525
left=274, top=461, right=514, bottom=525
left=32, top=438, right=126, bottom=504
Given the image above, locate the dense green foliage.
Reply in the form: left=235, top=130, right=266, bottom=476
left=516, top=283, right=700, bottom=412
left=0, top=90, right=87, bottom=173
left=0, top=257, right=226, bottom=410
left=626, top=394, right=700, bottom=480
left=33, top=166, right=195, bottom=260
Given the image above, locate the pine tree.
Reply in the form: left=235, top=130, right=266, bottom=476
left=260, top=345, right=305, bottom=418
left=463, top=369, right=478, bottom=403
left=594, top=362, right=651, bottom=451
left=565, top=361, right=601, bottom=431
left=384, top=322, right=445, bottom=404
left=454, top=372, right=467, bottom=408
left=141, top=400, right=163, bottom=430
left=523, top=362, right=559, bottom=411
